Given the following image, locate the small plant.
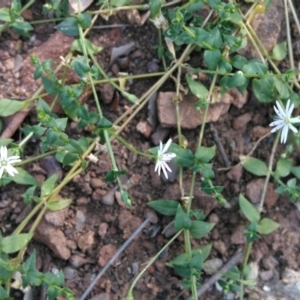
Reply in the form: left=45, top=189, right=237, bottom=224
left=0, top=0, right=300, bottom=299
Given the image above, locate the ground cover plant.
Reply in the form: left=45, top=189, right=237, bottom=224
left=0, top=0, right=300, bottom=299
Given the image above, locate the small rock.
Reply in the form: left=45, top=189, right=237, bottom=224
left=226, top=165, right=243, bottom=182
left=282, top=268, right=300, bottom=283
left=136, top=120, right=153, bottom=138
left=231, top=225, right=246, bottom=244
left=232, top=113, right=252, bottom=130
left=118, top=210, right=142, bottom=239
left=63, top=266, right=77, bottom=280
left=157, top=92, right=231, bottom=129
left=161, top=160, right=179, bottom=182
left=228, top=88, right=248, bottom=108
left=35, top=220, right=71, bottom=260
left=76, top=196, right=89, bottom=205
left=77, top=231, right=94, bottom=252
left=98, top=244, right=118, bottom=267
left=208, top=213, right=219, bottom=224
left=150, top=165, right=162, bottom=188
left=101, top=188, right=116, bottom=206
left=203, top=258, right=223, bottom=275
left=97, top=83, right=115, bottom=104
left=250, top=126, right=271, bottom=140
left=75, top=210, right=86, bottom=231
left=147, top=61, right=159, bottom=73
left=245, top=178, right=279, bottom=207
left=238, top=0, right=284, bottom=59
left=90, top=178, right=105, bottom=189
left=3, top=58, right=14, bottom=71
left=151, top=125, right=170, bottom=145
left=213, top=240, right=227, bottom=255
left=115, top=191, right=126, bottom=207
left=262, top=255, right=279, bottom=270
left=260, top=270, right=274, bottom=281
left=69, top=254, right=94, bottom=268
left=144, top=208, right=159, bottom=224
left=98, top=222, right=109, bottom=238
left=44, top=208, right=68, bottom=227
left=248, top=261, right=259, bottom=280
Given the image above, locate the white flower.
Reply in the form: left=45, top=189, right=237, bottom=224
left=270, top=99, right=300, bottom=143
left=0, top=146, right=21, bottom=178
left=154, top=139, right=176, bottom=179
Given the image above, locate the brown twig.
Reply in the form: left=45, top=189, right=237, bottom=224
left=211, top=125, right=230, bottom=168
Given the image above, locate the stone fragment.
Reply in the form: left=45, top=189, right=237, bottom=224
left=3, top=58, right=14, bottom=70
left=238, top=0, right=284, bottom=59
left=90, top=178, right=105, bottom=189
left=231, top=225, right=246, bottom=245
left=118, top=210, right=142, bottom=239
left=136, top=120, right=153, bottom=138
left=151, top=125, right=170, bottom=145
left=77, top=231, right=94, bottom=252
left=245, top=178, right=279, bottom=207
left=98, top=222, right=108, bottom=238
left=213, top=240, right=227, bottom=255
left=203, top=258, right=223, bottom=275
left=149, top=164, right=162, bottom=188
left=98, top=244, right=118, bottom=267
left=157, top=92, right=231, bottom=129
left=250, top=126, right=271, bottom=139
left=260, top=270, right=274, bottom=281
left=233, top=113, right=252, bottom=130
left=75, top=210, right=86, bottom=231
left=35, top=220, right=71, bottom=260
left=226, top=165, right=243, bottom=182
left=44, top=208, right=68, bottom=227
left=97, top=83, right=115, bottom=104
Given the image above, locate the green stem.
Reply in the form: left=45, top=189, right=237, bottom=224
left=126, top=230, right=183, bottom=299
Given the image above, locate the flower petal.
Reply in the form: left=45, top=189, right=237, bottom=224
left=162, top=139, right=172, bottom=154
left=281, top=125, right=289, bottom=143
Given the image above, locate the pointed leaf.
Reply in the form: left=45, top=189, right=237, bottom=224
left=148, top=200, right=179, bottom=216
left=239, top=194, right=260, bottom=223
left=258, top=218, right=279, bottom=235
left=46, top=199, right=72, bottom=211
left=241, top=156, right=269, bottom=176
left=0, top=99, right=26, bottom=117
left=1, top=233, right=33, bottom=254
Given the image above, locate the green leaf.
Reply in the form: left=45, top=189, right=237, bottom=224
left=258, top=218, right=279, bottom=235
left=174, top=205, right=191, bottom=231
left=204, top=27, right=222, bottom=49
left=41, top=174, right=58, bottom=197
left=169, top=145, right=194, bottom=168
left=291, top=166, right=300, bottom=180
left=62, top=152, right=78, bottom=166
left=220, top=71, right=247, bottom=91
left=70, top=56, right=90, bottom=78
left=77, top=12, right=91, bottom=29
left=1, top=233, right=33, bottom=253
left=204, top=49, right=221, bottom=70
left=98, top=117, right=113, bottom=129
left=148, top=200, right=179, bottom=216
left=217, top=57, right=232, bottom=75
left=271, top=42, right=287, bottom=61
left=274, top=158, right=292, bottom=178
left=0, top=8, right=11, bottom=22
left=232, top=55, right=248, bottom=69
left=189, top=220, right=214, bottom=239
left=186, top=75, right=208, bottom=100
left=0, top=286, right=10, bottom=300
left=104, top=170, right=126, bottom=182
left=239, top=194, right=260, bottom=223
left=149, top=0, right=161, bottom=19
left=273, top=77, right=290, bottom=99
left=252, top=77, right=277, bottom=103
left=12, top=168, right=39, bottom=186
left=242, top=60, right=268, bottom=76
left=71, top=38, right=102, bottom=55
left=0, top=99, right=26, bottom=117
left=46, top=199, right=72, bottom=211
left=195, top=146, right=216, bottom=163
left=55, top=17, right=79, bottom=37
left=241, top=156, right=269, bottom=176
left=110, top=0, right=132, bottom=6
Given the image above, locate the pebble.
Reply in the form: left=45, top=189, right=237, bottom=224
left=75, top=210, right=86, bottom=231
left=230, top=225, right=246, bottom=244
left=260, top=270, right=274, bottom=281
left=3, top=58, right=15, bottom=71
left=136, top=120, right=153, bottom=138
left=89, top=293, right=110, bottom=300
left=98, top=222, right=108, bottom=238
left=63, top=266, right=77, bottom=280
left=144, top=208, right=159, bottom=224
left=203, top=258, right=223, bottom=275
left=98, top=244, right=118, bottom=267
left=77, top=231, right=95, bottom=252
left=76, top=196, right=89, bottom=205
left=90, top=178, right=105, bottom=189
left=151, top=125, right=171, bottom=146
left=101, top=188, right=116, bottom=205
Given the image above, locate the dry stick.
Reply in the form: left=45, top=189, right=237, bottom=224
left=211, top=125, right=230, bottom=168
left=80, top=216, right=154, bottom=300
left=184, top=249, right=244, bottom=300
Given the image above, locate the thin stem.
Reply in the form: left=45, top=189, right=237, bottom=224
left=126, top=230, right=183, bottom=299
left=16, top=150, right=57, bottom=166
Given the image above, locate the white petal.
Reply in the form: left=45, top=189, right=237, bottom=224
left=162, top=139, right=172, bottom=154
left=5, top=165, right=18, bottom=177
left=161, top=162, right=168, bottom=179
left=288, top=123, right=298, bottom=133
left=0, top=167, right=4, bottom=179
left=281, top=125, right=289, bottom=143
left=275, top=101, right=287, bottom=119
left=290, top=117, right=300, bottom=123
left=270, top=119, right=284, bottom=127
left=154, top=161, right=160, bottom=173
left=8, top=157, right=21, bottom=164
left=162, top=152, right=176, bottom=162
left=0, top=146, right=7, bottom=160
left=286, top=99, right=294, bottom=117
left=270, top=123, right=284, bottom=133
